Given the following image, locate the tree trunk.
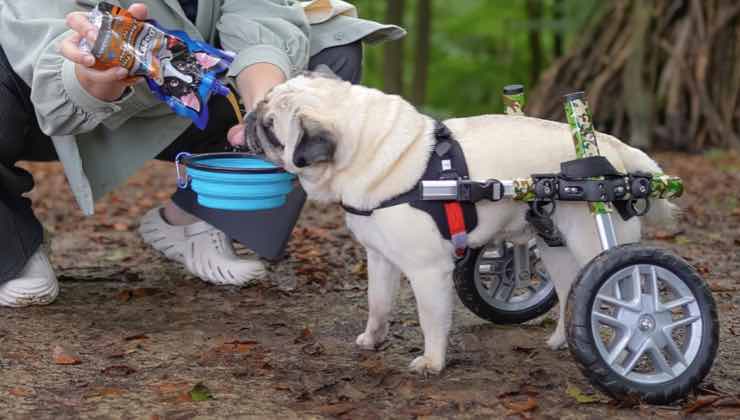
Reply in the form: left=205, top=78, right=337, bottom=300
left=526, top=0, right=544, bottom=86
left=383, top=0, right=406, bottom=95
left=622, top=0, right=653, bottom=148
left=553, top=0, right=564, bottom=58
left=412, top=0, right=432, bottom=106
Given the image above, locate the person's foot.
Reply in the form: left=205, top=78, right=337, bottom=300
left=138, top=207, right=266, bottom=286
left=0, top=249, right=59, bottom=307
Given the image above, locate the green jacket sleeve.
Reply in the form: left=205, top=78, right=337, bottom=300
left=218, top=0, right=311, bottom=79
left=0, top=2, right=139, bottom=137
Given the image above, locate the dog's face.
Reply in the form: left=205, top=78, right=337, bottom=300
left=247, top=72, right=348, bottom=182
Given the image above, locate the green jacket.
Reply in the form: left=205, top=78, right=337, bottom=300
left=0, top=0, right=404, bottom=214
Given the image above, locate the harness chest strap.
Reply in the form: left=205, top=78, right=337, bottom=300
left=342, top=121, right=477, bottom=257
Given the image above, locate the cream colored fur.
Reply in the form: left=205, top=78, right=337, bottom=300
left=251, top=75, right=677, bottom=374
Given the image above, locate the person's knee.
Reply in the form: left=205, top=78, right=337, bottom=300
left=310, top=41, right=364, bottom=84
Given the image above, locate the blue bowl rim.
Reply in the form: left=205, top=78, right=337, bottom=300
left=182, top=152, right=287, bottom=174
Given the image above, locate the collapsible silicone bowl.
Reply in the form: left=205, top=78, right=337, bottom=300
left=177, top=152, right=295, bottom=211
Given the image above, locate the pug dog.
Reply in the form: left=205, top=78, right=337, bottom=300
left=247, top=73, right=677, bottom=374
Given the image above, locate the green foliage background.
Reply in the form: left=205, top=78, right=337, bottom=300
left=351, top=0, right=600, bottom=118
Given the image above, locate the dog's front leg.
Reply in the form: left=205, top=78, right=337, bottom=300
left=356, top=248, right=401, bottom=350
left=407, top=267, right=454, bottom=374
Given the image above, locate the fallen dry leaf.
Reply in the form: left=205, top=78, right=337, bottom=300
left=52, top=345, right=81, bottom=365
left=317, top=402, right=357, bottom=416
left=503, top=397, right=538, bottom=417
left=294, top=327, right=313, bottom=343
left=684, top=396, right=723, bottom=414
left=214, top=340, right=258, bottom=354
left=653, top=230, right=683, bottom=240
left=101, top=365, right=137, bottom=377
left=359, top=357, right=386, bottom=376
left=8, top=387, right=34, bottom=397
left=117, top=288, right=161, bottom=302
left=124, top=333, right=150, bottom=341
left=150, top=382, right=190, bottom=395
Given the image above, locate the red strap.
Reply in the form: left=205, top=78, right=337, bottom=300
left=444, top=202, right=467, bottom=256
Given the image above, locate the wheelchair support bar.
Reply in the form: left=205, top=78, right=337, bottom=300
left=420, top=174, right=683, bottom=203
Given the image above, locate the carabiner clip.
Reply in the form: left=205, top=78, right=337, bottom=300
left=175, top=152, right=192, bottom=189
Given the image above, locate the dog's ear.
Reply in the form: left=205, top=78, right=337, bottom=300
left=302, top=64, right=340, bottom=80
left=293, top=115, right=336, bottom=168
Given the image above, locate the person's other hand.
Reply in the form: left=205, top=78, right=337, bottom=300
left=59, top=3, right=148, bottom=102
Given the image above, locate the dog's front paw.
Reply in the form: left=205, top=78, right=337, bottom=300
left=409, top=355, right=444, bottom=375
left=546, top=332, right=568, bottom=350
left=356, top=332, right=381, bottom=350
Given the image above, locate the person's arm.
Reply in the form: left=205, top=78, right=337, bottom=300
left=0, top=3, right=147, bottom=137
left=218, top=0, right=311, bottom=146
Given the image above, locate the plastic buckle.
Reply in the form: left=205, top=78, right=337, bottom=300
left=457, top=179, right=503, bottom=202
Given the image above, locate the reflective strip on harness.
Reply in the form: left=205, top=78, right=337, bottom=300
left=444, top=201, right=467, bottom=256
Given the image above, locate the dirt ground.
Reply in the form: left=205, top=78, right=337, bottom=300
left=1, top=151, right=739, bottom=419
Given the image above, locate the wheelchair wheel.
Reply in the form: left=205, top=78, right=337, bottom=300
left=566, top=244, right=719, bottom=404
left=454, top=240, right=557, bottom=324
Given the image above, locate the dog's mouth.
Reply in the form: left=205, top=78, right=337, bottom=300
left=245, top=111, right=265, bottom=155
left=245, top=108, right=286, bottom=165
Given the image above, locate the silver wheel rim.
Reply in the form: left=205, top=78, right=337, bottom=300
left=591, top=264, right=703, bottom=385
left=473, top=240, right=554, bottom=312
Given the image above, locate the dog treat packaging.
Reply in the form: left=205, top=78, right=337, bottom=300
left=80, top=2, right=236, bottom=129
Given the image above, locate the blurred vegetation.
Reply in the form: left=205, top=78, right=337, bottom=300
left=351, top=1, right=740, bottom=151
left=353, top=0, right=601, bottom=118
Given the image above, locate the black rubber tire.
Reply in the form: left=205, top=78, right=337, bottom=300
left=566, top=243, right=719, bottom=405
left=453, top=246, right=558, bottom=324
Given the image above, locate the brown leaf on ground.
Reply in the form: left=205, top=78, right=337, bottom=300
left=101, top=365, right=137, bottom=377
left=124, top=333, right=150, bottom=341
left=214, top=340, right=259, bottom=354
left=113, top=222, right=130, bottom=232
left=52, top=345, right=81, bottom=365
left=117, top=288, right=161, bottom=302
left=359, top=356, right=386, bottom=376
left=653, top=230, right=683, bottom=240
left=294, top=327, right=313, bottom=343
left=503, top=397, right=538, bottom=417
left=8, top=387, right=34, bottom=397
left=317, top=402, right=357, bottom=416
left=684, top=396, right=723, bottom=413
left=150, top=382, right=190, bottom=396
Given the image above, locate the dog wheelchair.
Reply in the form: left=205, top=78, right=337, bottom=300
left=423, top=91, right=719, bottom=404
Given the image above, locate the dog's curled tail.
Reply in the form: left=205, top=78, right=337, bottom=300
left=617, top=144, right=680, bottom=227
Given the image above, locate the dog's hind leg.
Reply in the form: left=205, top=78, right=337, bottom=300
left=406, top=266, right=455, bottom=374
left=536, top=242, right=581, bottom=350
left=356, top=248, right=402, bottom=350
left=541, top=204, right=643, bottom=350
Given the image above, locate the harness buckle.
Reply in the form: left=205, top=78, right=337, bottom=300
left=457, top=179, right=504, bottom=202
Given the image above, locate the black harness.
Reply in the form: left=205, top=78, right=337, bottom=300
left=342, top=122, right=478, bottom=255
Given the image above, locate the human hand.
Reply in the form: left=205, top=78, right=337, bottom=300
left=227, top=63, right=286, bottom=148
left=59, top=3, right=149, bottom=102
